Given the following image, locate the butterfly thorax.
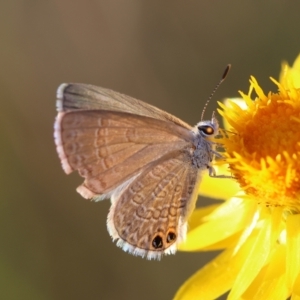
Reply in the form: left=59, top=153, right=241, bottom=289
left=191, top=116, right=219, bottom=170
left=191, top=135, right=213, bottom=170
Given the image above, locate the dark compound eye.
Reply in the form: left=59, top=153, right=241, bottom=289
left=152, top=235, right=163, bottom=249
left=198, top=125, right=214, bottom=136
left=166, top=231, right=176, bottom=243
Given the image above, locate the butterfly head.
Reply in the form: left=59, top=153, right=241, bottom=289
left=196, top=112, right=219, bottom=138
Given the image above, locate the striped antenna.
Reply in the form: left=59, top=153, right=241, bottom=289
left=201, top=64, right=231, bottom=121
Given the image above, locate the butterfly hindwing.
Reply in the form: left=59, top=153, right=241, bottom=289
left=107, top=151, right=201, bottom=259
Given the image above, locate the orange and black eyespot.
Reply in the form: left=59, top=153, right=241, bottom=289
left=152, top=235, right=163, bottom=249
left=166, top=229, right=177, bottom=244
left=152, top=229, right=177, bottom=249
left=198, top=125, right=214, bottom=136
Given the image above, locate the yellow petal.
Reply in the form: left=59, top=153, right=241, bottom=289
left=228, top=216, right=272, bottom=300
left=199, top=166, right=240, bottom=200
left=201, top=231, right=243, bottom=251
left=184, top=204, right=219, bottom=231
left=180, top=197, right=257, bottom=251
left=270, top=207, right=285, bottom=246
left=293, top=273, right=300, bottom=297
left=292, top=294, right=300, bottom=300
left=286, top=214, right=300, bottom=290
left=175, top=228, right=269, bottom=300
left=218, top=98, right=248, bottom=130
left=174, top=248, right=238, bottom=300
left=204, top=196, right=254, bottom=221
left=241, top=244, right=289, bottom=300
left=280, top=53, right=300, bottom=88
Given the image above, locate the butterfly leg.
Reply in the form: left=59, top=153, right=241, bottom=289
left=208, top=165, right=233, bottom=179
left=211, top=149, right=226, bottom=159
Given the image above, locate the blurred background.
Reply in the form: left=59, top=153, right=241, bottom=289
left=1, top=1, right=299, bottom=299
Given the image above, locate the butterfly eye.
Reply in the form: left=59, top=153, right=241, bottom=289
left=198, top=125, right=214, bottom=136
left=152, top=235, right=163, bottom=249
left=166, top=231, right=176, bottom=243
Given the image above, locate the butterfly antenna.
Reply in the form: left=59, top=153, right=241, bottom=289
left=201, top=64, right=231, bottom=121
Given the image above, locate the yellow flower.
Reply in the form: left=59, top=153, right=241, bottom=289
left=175, top=54, right=300, bottom=300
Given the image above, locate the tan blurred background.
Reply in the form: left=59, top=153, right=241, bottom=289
left=0, top=1, right=299, bottom=299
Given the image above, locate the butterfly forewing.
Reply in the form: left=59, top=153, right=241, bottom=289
left=55, top=109, right=194, bottom=199
left=57, top=83, right=192, bottom=129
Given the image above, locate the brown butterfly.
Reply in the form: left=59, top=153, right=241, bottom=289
left=54, top=66, right=230, bottom=259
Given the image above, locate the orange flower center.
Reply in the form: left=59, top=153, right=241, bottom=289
left=219, top=78, right=300, bottom=210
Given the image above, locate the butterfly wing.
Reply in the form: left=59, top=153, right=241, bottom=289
left=57, top=83, right=192, bottom=129
left=54, top=109, right=195, bottom=200
left=107, top=151, right=201, bottom=260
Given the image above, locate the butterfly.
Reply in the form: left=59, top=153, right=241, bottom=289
left=53, top=66, right=230, bottom=260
